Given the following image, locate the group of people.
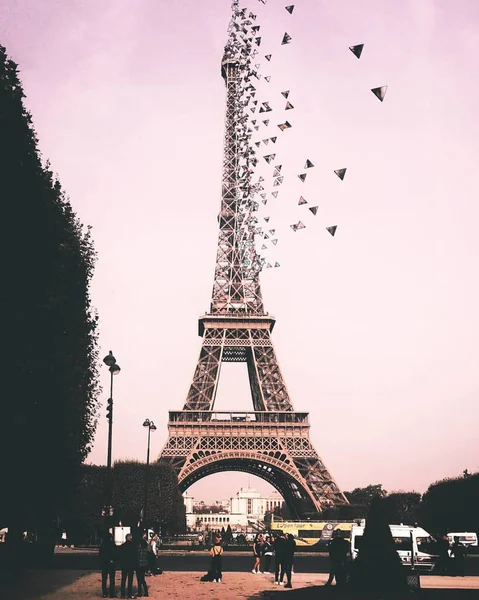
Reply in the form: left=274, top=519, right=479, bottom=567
left=252, top=532, right=297, bottom=588
left=99, top=531, right=162, bottom=598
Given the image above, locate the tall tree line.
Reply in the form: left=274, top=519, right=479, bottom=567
left=0, top=44, right=99, bottom=541
left=62, top=461, right=186, bottom=545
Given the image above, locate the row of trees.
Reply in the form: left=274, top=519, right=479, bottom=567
left=0, top=44, right=186, bottom=555
left=0, top=44, right=100, bottom=545
left=343, top=474, right=479, bottom=535
left=61, top=461, right=186, bottom=546
left=267, top=473, right=479, bottom=537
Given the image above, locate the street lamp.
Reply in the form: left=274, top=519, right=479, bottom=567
left=142, top=418, right=157, bottom=529
left=103, top=350, right=121, bottom=520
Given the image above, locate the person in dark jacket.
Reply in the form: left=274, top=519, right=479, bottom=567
left=436, top=535, right=451, bottom=575
left=136, top=534, right=149, bottom=597
left=450, top=537, right=466, bottom=576
left=325, top=530, right=349, bottom=588
left=262, top=535, right=273, bottom=573
left=99, top=533, right=117, bottom=598
left=273, top=532, right=286, bottom=585
left=282, top=534, right=296, bottom=588
left=118, top=534, right=136, bottom=599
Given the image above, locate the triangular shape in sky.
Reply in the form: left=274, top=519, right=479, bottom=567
left=298, top=196, right=307, bottom=205
left=304, top=159, right=314, bottom=169
left=309, top=206, right=318, bottom=215
left=349, top=43, right=364, bottom=59
left=282, top=32, right=292, bottom=45
left=371, top=85, right=388, bottom=102
left=326, top=225, right=337, bottom=236
left=285, top=5, right=295, bottom=14
left=281, top=90, right=290, bottom=98
left=285, top=101, right=294, bottom=110
left=298, top=173, right=307, bottom=182
left=334, top=168, right=347, bottom=180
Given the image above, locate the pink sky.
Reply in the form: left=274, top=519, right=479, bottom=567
left=2, top=0, right=479, bottom=504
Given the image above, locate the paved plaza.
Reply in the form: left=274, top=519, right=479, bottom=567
left=1, top=569, right=478, bottom=600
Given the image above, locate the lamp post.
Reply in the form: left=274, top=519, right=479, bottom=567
left=103, top=350, right=121, bottom=520
left=142, top=418, right=157, bottom=529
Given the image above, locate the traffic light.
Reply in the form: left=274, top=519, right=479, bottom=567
left=106, top=398, right=113, bottom=422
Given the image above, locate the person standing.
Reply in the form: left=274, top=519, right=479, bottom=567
left=136, top=534, right=150, bottom=597
left=99, top=533, right=117, bottom=598
left=450, top=536, right=466, bottom=576
left=119, top=534, right=136, bottom=599
left=148, top=533, right=161, bottom=575
left=325, top=530, right=349, bottom=588
left=262, top=535, right=273, bottom=574
left=252, top=534, right=264, bottom=574
left=273, top=532, right=286, bottom=585
left=282, top=534, right=296, bottom=588
left=436, top=535, right=451, bottom=575
left=210, top=535, right=224, bottom=583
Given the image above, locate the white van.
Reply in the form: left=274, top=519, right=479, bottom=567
left=350, top=524, right=439, bottom=572
left=447, top=532, right=478, bottom=548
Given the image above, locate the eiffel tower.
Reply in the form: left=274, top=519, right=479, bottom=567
left=159, top=2, right=347, bottom=518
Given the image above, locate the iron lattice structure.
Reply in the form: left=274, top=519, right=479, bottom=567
left=159, top=2, right=347, bottom=517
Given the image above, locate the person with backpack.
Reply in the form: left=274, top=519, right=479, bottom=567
left=210, top=535, right=224, bottom=583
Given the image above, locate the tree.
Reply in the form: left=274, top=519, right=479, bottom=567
left=420, top=471, right=479, bottom=536
left=0, top=44, right=99, bottom=545
left=386, top=492, right=421, bottom=525
left=344, top=484, right=387, bottom=507
left=112, top=460, right=185, bottom=534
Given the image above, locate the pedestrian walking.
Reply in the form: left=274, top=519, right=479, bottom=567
left=119, top=534, right=136, bottom=599
left=273, top=532, right=286, bottom=585
left=325, top=530, right=349, bottom=588
left=210, top=535, right=224, bottom=583
left=262, top=535, right=273, bottom=573
left=136, top=534, right=150, bottom=597
left=450, top=536, right=466, bottom=576
left=99, top=533, right=117, bottom=598
left=252, top=534, right=264, bottom=574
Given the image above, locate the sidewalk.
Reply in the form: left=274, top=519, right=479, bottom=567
left=1, top=570, right=478, bottom=600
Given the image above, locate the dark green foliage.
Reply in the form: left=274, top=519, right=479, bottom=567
left=0, top=45, right=99, bottom=534
left=61, top=461, right=186, bottom=544
left=420, top=472, right=479, bottom=536
left=349, top=496, right=408, bottom=593
left=112, top=460, right=186, bottom=533
left=387, top=491, right=422, bottom=525
left=344, top=484, right=387, bottom=507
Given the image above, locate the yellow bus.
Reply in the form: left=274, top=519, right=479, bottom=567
left=269, top=516, right=358, bottom=549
